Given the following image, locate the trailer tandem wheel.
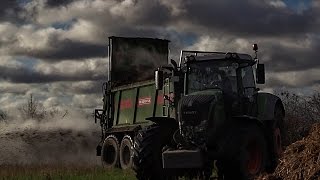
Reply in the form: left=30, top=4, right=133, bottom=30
left=120, top=135, right=133, bottom=169
left=101, top=135, right=119, bottom=168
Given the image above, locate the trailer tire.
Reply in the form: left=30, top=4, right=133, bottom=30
left=120, top=135, right=133, bottom=169
left=219, top=123, right=267, bottom=179
left=101, top=135, right=119, bottom=168
left=132, top=124, right=169, bottom=180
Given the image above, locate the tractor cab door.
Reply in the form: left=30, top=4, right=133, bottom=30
left=240, top=66, right=257, bottom=116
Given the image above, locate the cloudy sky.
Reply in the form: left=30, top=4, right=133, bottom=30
left=0, top=0, right=319, bottom=113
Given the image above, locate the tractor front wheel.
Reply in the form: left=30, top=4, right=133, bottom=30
left=132, top=124, right=172, bottom=180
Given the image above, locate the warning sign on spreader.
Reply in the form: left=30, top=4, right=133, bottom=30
left=138, top=97, right=151, bottom=106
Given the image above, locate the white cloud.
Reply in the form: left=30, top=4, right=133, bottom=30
left=35, top=58, right=107, bottom=79
left=0, top=22, right=18, bottom=42
left=110, top=0, right=136, bottom=17
left=63, top=19, right=104, bottom=44
left=0, top=22, right=64, bottom=56
left=43, top=97, right=60, bottom=108
left=29, top=0, right=116, bottom=25
left=0, top=93, right=26, bottom=111
left=17, top=26, right=61, bottom=50
left=71, top=94, right=101, bottom=109
left=185, top=35, right=253, bottom=54
left=268, top=0, right=287, bottom=8
left=159, top=0, right=186, bottom=16
left=0, top=82, right=30, bottom=94
left=0, top=80, right=103, bottom=113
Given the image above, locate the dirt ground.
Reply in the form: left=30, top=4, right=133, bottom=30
left=0, top=119, right=101, bottom=166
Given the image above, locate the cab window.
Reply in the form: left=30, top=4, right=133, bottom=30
left=241, top=66, right=255, bottom=96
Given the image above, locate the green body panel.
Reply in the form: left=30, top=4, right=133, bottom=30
left=117, top=88, right=137, bottom=125
left=113, top=91, right=120, bottom=126
left=256, top=92, right=283, bottom=121
left=162, top=79, right=176, bottom=118
left=155, top=91, right=164, bottom=117
left=135, top=86, right=156, bottom=123
left=111, top=81, right=165, bottom=127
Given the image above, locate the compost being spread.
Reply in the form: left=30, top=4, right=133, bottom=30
left=94, top=37, right=285, bottom=180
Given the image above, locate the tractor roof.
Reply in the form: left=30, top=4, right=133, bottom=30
left=179, top=50, right=255, bottom=66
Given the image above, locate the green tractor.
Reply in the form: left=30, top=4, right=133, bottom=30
left=132, top=45, right=285, bottom=179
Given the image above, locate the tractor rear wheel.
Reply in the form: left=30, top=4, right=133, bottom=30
left=120, top=135, right=133, bottom=169
left=269, top=105, right=284, bottom=171
left=101, top=135, right=119, bottom=168
left=219, top=124, right=267, bottom=180
left=132, top=124, right=170, bottom=180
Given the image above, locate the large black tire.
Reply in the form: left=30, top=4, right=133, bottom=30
left=132, top=124, right=171, bottom=180
left=101, top=135, right=119, bottom=168
left=120, top=135, right=133, bottom=169
left=219, top=124, right=267, bottom=180
left=269, top=105, right=285, bottom=171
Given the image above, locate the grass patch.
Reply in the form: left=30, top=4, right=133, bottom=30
left=0, top=165, right=136, bottom=180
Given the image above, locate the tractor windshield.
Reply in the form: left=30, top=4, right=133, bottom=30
left=187, top=60, right=238, bottom=94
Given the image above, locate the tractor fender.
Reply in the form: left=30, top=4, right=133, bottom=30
left=105, top=125, right=141, bottom=135
left=146, top=117, right=178, bottom=129
left=256, top=93, right=285, bottom=121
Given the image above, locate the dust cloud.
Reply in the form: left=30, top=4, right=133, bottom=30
left=0, top=110, right=101, bottom=166
left=111, top=37, right=168, bottom=86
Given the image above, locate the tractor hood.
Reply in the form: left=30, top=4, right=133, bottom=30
left=177, top=89, right=225, bottom=147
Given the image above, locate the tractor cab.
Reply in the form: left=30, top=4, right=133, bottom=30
left=180, top=49, right=265, bottom=97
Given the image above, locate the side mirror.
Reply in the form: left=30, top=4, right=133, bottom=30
left=170, top=59, right=178, bottom=70
left=155, top=69, right=163, bottom=90
left=256, top=64, right=265, bottom=84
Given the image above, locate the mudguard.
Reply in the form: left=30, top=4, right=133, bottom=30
left=146, top=117, right=178, bottom=128
left=256, top=92, right=285, bottom=121
left=105, top=125, right=141, bottom=134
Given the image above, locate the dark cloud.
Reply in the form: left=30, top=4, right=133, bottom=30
left=0, top=65, right=105, bottom=83
left=180, top=0, right=318, bottom=37
left=0, top=0, right=23, bottom=22
left=132, top=0, right=171, bottom=26
left=14, top=37, right=107, bottom=61
left=44, top=37, right=107, bottom=60
left=262, top=36, right=320, bottom=72
left=267, top=76, right=319, bottom=88
left=45, top=0, right=76, bottom=7
left=267, top=77, right=288, bottom=88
